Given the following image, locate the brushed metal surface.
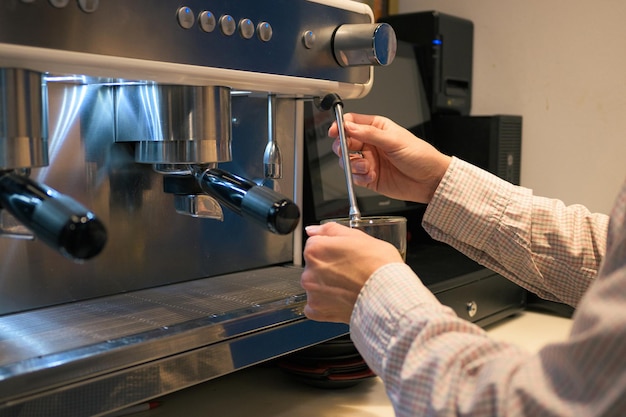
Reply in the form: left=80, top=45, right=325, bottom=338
left=0, top=266, right=348, bottom=416
left=0, top=81, right=296, bottom=315
left=0, top=1, right=373, bottom=413
left=0, top=0, right=371, bottom=85
left=0, top=68, right=48, bottom=169
left=0, top=80, right=347, bottom=417
left=115, top=84, right=233, bottom=164
left=0, top=266, right=302, bottom=395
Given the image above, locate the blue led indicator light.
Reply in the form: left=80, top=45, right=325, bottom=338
left=432, top=39, right=442, bottom=45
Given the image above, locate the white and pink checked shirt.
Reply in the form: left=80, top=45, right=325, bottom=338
left=350, top=157, right=626, bottom=416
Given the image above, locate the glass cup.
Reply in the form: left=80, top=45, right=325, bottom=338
left=322, top=216, right=407, bottom=261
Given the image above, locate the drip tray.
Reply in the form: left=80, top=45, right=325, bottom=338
left=0, top=266, right=316, bottom=409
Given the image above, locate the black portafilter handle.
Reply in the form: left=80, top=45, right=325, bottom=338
left=0, top=172, right=107, bottom=261
left=194, top=167, right=300, bottom=235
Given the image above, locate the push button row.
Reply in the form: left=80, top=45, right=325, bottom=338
left=20, top=0, right=98, bottom=12
left=177, top=7, right=273, bottom=42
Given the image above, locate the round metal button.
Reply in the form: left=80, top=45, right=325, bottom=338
left=239, top=18, right=255, bottom=39
left=220, top=15, right=236, bottom=36
left=302, top=30, right=316, bottom=49
left=49, top=0, right=70, bottom=7
left=257, top=22, right=273, bottom=42
left=78, top=0, right=99, bottom=13
left=199, top=11, right=216, bottom=33
left=177, top=6, right=195, bottom=29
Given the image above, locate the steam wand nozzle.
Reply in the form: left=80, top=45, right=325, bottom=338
left=264, top=94, right=282, bottom=179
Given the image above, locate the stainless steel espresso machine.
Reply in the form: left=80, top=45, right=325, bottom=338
left=0, top=1, right=396, bottom=415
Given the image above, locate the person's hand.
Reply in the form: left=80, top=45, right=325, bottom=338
left=301, top=222, right=404, bottom=323
left=328, top=113, right=452, bottom=204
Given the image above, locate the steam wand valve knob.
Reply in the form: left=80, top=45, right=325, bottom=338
left=317, top=93, right=362, bottom=223
left=332, top=23, right=397, bottom=67
left=0, top=172, right=107, bottom=261
left=316, top=93, right=343, bottom=112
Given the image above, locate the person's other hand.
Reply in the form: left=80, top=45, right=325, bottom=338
left=328, top=113, right=451, bottom=204
left=301, top=222, right=403, bottom=323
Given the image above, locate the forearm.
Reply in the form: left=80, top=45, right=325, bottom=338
left=350, top=262, right=626, bottom=417
left=422, top=158, right=608, bottom=306
left=350, top=264, right=533, bottom=416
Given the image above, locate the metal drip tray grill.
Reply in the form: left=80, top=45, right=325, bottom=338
left=0, top=266, right=310, bottom=408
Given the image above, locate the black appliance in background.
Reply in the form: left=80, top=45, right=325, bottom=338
left=425, top=115, right=523, bottom=185
left=380, top=11, right=473, bottom=116
left=379, top=11, right=523, bottom=186
left=302, top=11, right=528, bottom=327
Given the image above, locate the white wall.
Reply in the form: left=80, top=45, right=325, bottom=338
left=397, top=0, right=626, bottom=213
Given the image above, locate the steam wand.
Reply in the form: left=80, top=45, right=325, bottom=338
left=263, top=94, right=282, bottom=179
left=318, top=93, right=361, bottom=223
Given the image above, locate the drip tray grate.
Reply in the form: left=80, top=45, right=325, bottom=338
left=0, top=266, right=307, bottom=376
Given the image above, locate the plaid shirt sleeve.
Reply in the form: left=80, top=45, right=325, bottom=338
left=423, top=157, right=608, bottom=307
left=350, top=157, right=626, bottom=417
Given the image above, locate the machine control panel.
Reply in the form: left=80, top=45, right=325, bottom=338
left=176, top=6, right=273, bottom=43
left=21, top=0, right=99, bottom=12
left=0, top=0, right=385, bottom=87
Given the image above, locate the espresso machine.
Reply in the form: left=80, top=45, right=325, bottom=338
left=0, top=1, right=396, bottom=415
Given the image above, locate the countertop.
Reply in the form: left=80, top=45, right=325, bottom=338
left=121, top=311, right=573, bottom=417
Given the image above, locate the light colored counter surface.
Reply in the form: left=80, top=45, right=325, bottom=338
left=125, top=311, right=573, bottom=417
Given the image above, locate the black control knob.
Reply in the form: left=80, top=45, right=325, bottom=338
left=195, top=167, right=300, bottom=235
left=332, top=23, right=397, bottom=67
left=0, top=172, right=107, bottom=261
